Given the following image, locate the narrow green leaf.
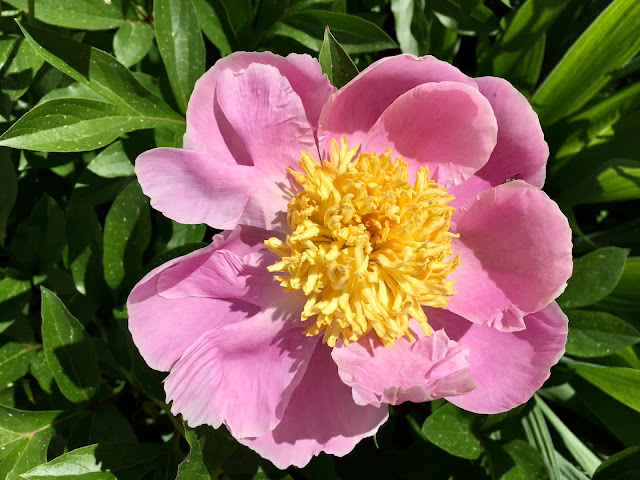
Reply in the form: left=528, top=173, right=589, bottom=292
left=533, top=0, right=640, bottom=125
left=557, top=247, right=629, bottom=309
left=593, top=445, right=640, bottom=480
left=428, top=0, right=500, bottom=36
left=556, top=452, right=591, bottom=480
left=571, top=363, right=640, bottom=413
left=486, top=439, right=550, bottom=480
left=154, top=0, right=206, bottom=113
left=6, top=0, right=126, bottom=30
left=40, top=287, right=99, bottom=403
left=0, top=98, right=180, bottom=152
left=566, top=310, right=640, bottom=357
left=103, top=181, right=151, bottom=292
left=595, top=257, right=640, bottom=312
left=0, top=343, right=37, bottom=390
left=0, top=155, right=17, bottom=246
left=521, top=403, right=561, bottom=480
left=113, top=23, right=155, bottom=69
left=22, top=442, right=165, bottom=479
left=422, top=402, right=483, bottom=459
left=391, top=0, right=427, bottom=56
left=192, top=0, right=232, bottom=55
left=318, top=27, right=358, bottom=89
left=17, top=21, right=184, bottom=123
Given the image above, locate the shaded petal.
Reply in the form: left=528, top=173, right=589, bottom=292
left=239, top=344, right=389, bottom=469
left=447, top=181, right=572, bottom=331
left=214, top=62, right=319, bottom=179
left=332, top=328, right=475, bottom=408
left=127, top=227, right=285, bottom=371
left=186, top=51, right=334, bottom=157
left=164, top=312, right=318, bottom=438
left=449, top=76, right=548, bottom=206
left=361, top=82, right=498, bottom=186
left=135, top=147, right=288, bottom=230
left=318, top=54, right=477, bottom=159
left=426, top=303, right=568, bottom=414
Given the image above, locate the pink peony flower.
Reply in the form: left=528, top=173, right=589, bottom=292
left=128, top=52, right=572, bottom=468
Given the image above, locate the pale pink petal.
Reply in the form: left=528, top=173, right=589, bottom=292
left=361, top=82, right=498, bottom=186
left=239, top=344, right=389, bottom=469
left=185, top=51, right=334, bottom=156
left=214, top=62, right=319, bottom=180
left=425, top=303, right=568, bottom=414
left=135, top=147, right=289, bottom=231
left=127, top=227, right=284, bottom=371
left=447, top=181, right=572, bottom=331
left=331, top=328, right=475, bottom=408
left=164, top=313, right=318, bottom=438
left=449, top=76, right=549, bottom=206
left=317, top=54, right=477, bottom=159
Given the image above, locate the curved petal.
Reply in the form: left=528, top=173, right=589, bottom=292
left=447, top=181, right=572, bottom=331
left=361, top=82, right=498, bottom=186
left=317, top=54, right=477, bottom=159
left=164, top=312, right=318, bottom=439
left=449, top=76, right=548, bottom=206
left=331, top=328, right=475, bottom=408
left=425, top=303, right=568, bottom=414
left=239, top=344, right=389, bottom=469
left=214, top=63, right=319, bottom=179
left=135, top=147, right=289, bottom=230
left=127, top=227, right=287, bottom=372
left=185, top=51, right=334, bottom=157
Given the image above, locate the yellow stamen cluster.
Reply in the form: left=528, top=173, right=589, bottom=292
left=265, top=137, right=459, bottom=347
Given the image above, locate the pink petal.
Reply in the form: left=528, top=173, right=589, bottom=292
left=447, top=181, right=572, bottom=332
left=426, top=303, right=568, bottom=414
left=449, top=76, right=549, bottom=206
left=164, top=313, right=318, bottom=438
left=214, top=62, right=319, bottom=180
left=185, top=52, right=334, bottom=156
left=239, top=344, right=389, bottom=469
left=331, top=328, right=475, bottom=408
left=317, top=54, right=477, bottom=159
left=135, top=147, right=288, bottom=230
left=127, top=227, right=285, bottom=372
left=361, top=82, right=498, bottom=186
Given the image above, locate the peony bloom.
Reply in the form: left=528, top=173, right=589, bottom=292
left=128, top=52, right=572, bottom=468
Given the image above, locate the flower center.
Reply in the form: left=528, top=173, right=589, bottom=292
left=265, top=137, right=459, bottom=347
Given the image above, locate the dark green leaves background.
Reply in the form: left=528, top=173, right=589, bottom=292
left=0, top=0, right=638, bottom=479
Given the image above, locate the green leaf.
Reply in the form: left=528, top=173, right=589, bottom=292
left=0, top=154, right=17, bottom=246
left=422, top=402, right=483, bottom=459
left=0, top=35, right=45, bottom=101
left=571, top=363, right=640, bottom=413
left=594, top=257, right=640, bottom=312
left=17, top=22, right=184, bottom=123
left=566, top=310, right=640, bottom=357
left=318, top=27, right=358, bottom=89
left=65, top=204, right=105, bottom=298
left=113, top=23, right=155, bottom=69
left=176, top=428, right=214, bottom=480
left=557, top=247, right=629, bottom=309
left=29, top=350, right=55, bottom=394
left=0, top=342, right=37, bottom=390
left=593, top=446, right=640, bottom=480
left=154, top=0, right=206, bottom=113
left=486, top=439, right=550, bottom=480
left=103, top=181, right=151, bottom=292
left=6, top=0, right=127, bottom=30
left=0, top=98, right=180, bottom=152
left=273, top=10, right=397, bottom=53
left=40, top=287, right=99, bottom=403
left=67, top=404, right=136, bottom=450
left=532, top=0, right=640, bottom=125
left=22, top=442, right=166, bottom=480
left=521, top=402, right=560, bottom=480
left=428, top=0, right=500, bottom=36
left=192, top=0, right=232, bottom=55
left=0, top=405, right=62, bottom=459
left=0, top=429, right=53, bottom=480
left=391, top=0, right=428, bottom=56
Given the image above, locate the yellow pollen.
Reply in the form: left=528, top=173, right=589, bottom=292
left=265, top=136, right=459, bottom=347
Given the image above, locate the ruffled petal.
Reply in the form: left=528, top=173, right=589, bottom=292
left=449, top=76, right=548, bottom=206
left=164, top=312, right=318, bottom=438
left=425, top=303, right=568, bottom=414
left=239, top=344, right=389, bottom=469
left=317, top=54, right=477, bottom=159
left=214, top=62, right=319, bottom=179
left=447, top=181, right=573, bottom=332
left=331, top=328, right=475, bottom=408
left=361, top=81, right=498, bottom=186
left=185, top=51, right=334, bottom=156
left=135, top=147, right=289, bottom=230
